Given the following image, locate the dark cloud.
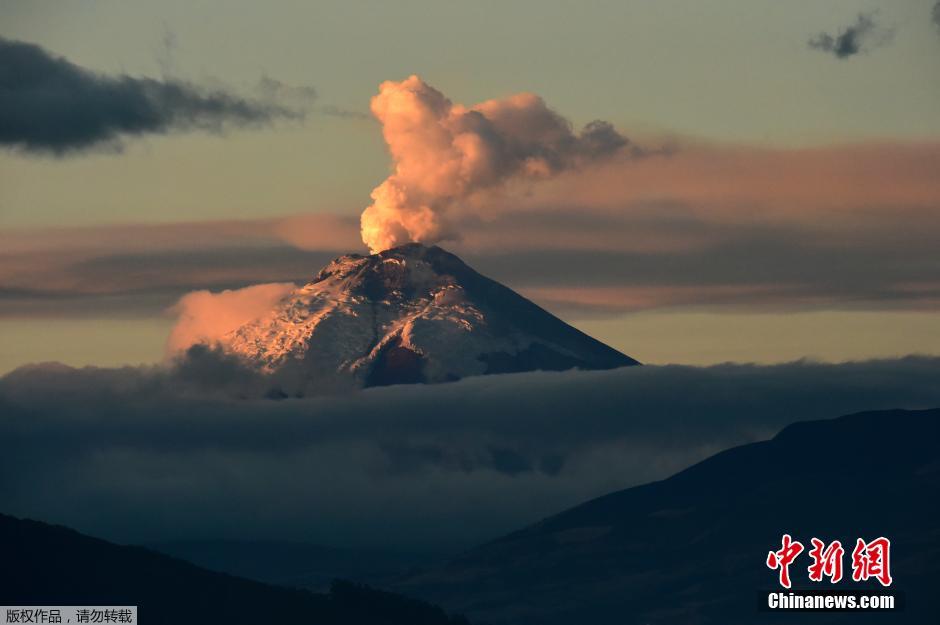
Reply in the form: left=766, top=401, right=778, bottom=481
left=808, top=13, right=893, bottom=59
left=0, top=246, right=338, bottom=318
left=0, top=37, right=312, bottom=154
left=934, top=2, right=940, bottom=33
left=1, top=357, right=939, bottom=552
left=463, top=218, right=940, bottom=315
left=573, top=120, right=630, bottom=158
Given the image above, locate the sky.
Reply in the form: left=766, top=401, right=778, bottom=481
left=1, top=0, right=940, bottom=371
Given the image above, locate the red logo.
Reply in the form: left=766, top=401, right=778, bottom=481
left=766, top=534, right=804, bottom=588
left=807, top=538, right=845, bottom=583
left=767, top=535, right=892, bottom=588
left=851, top=537, right=893, bottom=587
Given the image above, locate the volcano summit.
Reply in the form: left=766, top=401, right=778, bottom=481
left=220, top=244, right=638, bottom=391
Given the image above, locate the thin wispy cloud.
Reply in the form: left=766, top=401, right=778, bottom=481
left=3, top=141, right=938, bottom=319
left=318, top=104, right=371, bottom=120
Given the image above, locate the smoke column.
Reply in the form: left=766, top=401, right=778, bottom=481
left=360, top=75, right=630, bottom=253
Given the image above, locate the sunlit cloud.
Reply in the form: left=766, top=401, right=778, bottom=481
left=166, top=283, right=296, bottom=355
left=359, top=75, right=635, bottom=252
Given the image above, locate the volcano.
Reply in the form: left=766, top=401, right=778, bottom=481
left=221, top=243, right=637, bottom=390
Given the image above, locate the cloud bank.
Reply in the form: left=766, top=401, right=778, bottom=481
left=360, top=75, right=633, bottom=252
left=0, top=37, right=313, bottom=154
left=166, top=283, right=295, bottom=355
left=1, top=357, right=939, bottom=552
left=3, top=140, right=938, bottom=319
left=808, top=13, right=893, bottom=59
left=0, top=216, right=355, bottom=318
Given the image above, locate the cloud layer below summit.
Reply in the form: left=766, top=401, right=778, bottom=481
left=2, top=356, right=939, bottom=551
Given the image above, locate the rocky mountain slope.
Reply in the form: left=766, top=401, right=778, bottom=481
left=221, top=243, right=637, bottom=391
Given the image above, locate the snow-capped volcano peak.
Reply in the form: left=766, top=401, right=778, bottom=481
left=221, top=244, right=638, bottom=391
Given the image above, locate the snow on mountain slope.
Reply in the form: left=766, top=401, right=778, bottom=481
left=220, top=243, right=638, bottom=391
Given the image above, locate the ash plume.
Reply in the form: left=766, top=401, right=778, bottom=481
left=359, top=75, right=632, bottom=253
left=808, top=12, right=893, bottom=59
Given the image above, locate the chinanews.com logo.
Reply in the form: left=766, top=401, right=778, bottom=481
left=760, top=534, right=901, bottom=612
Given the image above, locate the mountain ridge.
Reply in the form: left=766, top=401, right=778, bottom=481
left=0, top=512, right=469, bottom=625
left=393, top=407, right=940, bottom=624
